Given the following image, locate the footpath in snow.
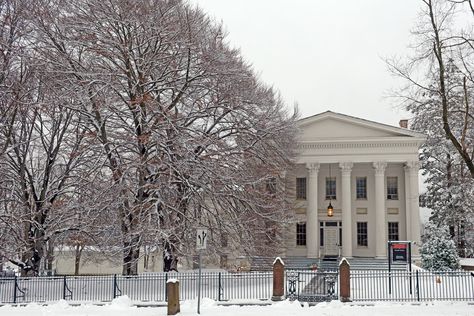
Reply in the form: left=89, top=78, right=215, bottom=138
left=0, top=296, right=473, bottom=316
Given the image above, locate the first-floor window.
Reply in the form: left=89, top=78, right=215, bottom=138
left=357, top=222, right=368, bottom=246
left=296, top=223, right=306, bottom=246
left=388, top=222, right=399, bottom=241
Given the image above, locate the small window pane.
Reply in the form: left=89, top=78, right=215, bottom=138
left=326, top=177, right=336, bottom=200
left=356, top=177, right=367, bottom=199
left=296, top=177, right=307, bottom=199
left=357, top=222, right=368, bottom=246
left=387, top=177, right=398, bottom=200
left=296, top=223, right=306, bottom=246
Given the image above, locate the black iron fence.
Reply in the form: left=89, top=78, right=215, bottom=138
left=0, top=272, right=272, bottom=304
left=1, top=269, right=473, bottom=304
left=351, top=269, right=474, bottom=302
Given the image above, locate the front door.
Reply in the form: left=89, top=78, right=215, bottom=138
left=324, top=226, right=339, bottom=256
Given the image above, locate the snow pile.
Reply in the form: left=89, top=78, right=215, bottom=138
left=0, top=297, right=472, bottom=315
left=110, top=295, right=134, bottom=309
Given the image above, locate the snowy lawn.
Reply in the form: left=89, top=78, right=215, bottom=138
left=0, top=296, right=473, bottom=316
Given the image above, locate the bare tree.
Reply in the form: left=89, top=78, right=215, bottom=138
left=24, top=0, right=298, bottom=274
left=388, top=0, right=474, bottom=177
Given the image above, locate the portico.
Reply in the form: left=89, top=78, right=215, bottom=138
left=287, top=111, right=425, bottom=259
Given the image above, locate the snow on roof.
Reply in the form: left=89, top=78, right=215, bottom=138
left=273, top=257, right=285, bottom=266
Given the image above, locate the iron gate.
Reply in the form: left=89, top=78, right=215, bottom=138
left=286, top=270, right=338, bottom=302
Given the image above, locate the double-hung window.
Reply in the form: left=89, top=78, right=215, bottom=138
left=387, top=177, right=398, bottom=200
left=356, top=177, right=367, bottom=199
left=326, top=177, right=336, bottom=200
left=388, top=222, right=399, bottom=241
left=296, top=223, right=306, bottom=246
left=296, top=177, right=307, bottom=200
left=357, top=222, right=368, bottom=246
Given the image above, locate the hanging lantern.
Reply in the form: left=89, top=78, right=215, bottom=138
left=327, top=201, right=334, bottom=217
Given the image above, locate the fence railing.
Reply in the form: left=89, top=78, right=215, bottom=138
left=0, top=272, right=272, bottom=304
left=1, top=268, right=473, bottom=304
left=351, top=269, right=474, bottom=302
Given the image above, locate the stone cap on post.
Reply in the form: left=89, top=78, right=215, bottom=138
left=339, top=257, right=350, bottom=267
left=273, top=257, right=285, bottom=266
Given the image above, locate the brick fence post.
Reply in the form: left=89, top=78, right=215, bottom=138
left=167, top=279, right=180, bottom=315
left=272, top=257, right=285, bottom=301
left=339, top=257, right=351, bottom=302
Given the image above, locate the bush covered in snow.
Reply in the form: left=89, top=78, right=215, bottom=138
left=420, top=222, right=460, bottom=271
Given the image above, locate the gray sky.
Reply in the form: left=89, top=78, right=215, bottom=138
left=190, top=0, right=424, bottom=126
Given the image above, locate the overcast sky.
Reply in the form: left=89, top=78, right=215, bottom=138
left=190, top=0, right=424, bottom=126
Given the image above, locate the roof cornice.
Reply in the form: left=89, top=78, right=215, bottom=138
left=298, top=110, right=427, bottom=139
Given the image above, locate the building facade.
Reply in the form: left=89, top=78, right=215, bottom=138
left=285, top=111, right=426, bottom=259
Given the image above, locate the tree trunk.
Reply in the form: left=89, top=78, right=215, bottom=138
left=74, top=245, right=84, bottom=276
left=122, top=235, right=140, bottom=275
left=163, top=242, right=179, bottom=272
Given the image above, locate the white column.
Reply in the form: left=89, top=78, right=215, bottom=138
left=407, top=161, right=421, bottom=258
left=306, top=163, right=320, bottom=258
left=339, top=162, right=353, bottom=258
left=373, top=161, right=387, bottom=258
left=404, top=165, right=412, bottom=241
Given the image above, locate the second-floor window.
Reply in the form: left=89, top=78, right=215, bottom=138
left=326, top=177, right=336, bottom=200
left=387, top=177, right=398, bottom=200
left=356, top=177, right=367, bottom=199
left=296, top=177, right=307, bottom=199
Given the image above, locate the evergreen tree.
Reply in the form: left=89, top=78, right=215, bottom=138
left=420, top=222, right=460, bottom=271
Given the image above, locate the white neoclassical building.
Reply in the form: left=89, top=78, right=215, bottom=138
left=285, top=111, right=426, bottom=260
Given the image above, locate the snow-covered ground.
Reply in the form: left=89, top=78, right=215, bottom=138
left=0, top=296, right=472, bottom=316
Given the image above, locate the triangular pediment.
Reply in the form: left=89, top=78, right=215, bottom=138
left=298, top=111, right=425, bottom=141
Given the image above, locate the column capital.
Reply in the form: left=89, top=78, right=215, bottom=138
left=339, top=162, right=353, bottom=173
left=404, top=161, right=420, bottom=172
left=372, top=161, right=387, bottom=175
left=306, top=163, right=320, bottom=175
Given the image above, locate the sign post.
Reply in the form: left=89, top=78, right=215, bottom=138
left=196, top=229, right=207, bottom=314
left=388, top=241, right=412, bottom=295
